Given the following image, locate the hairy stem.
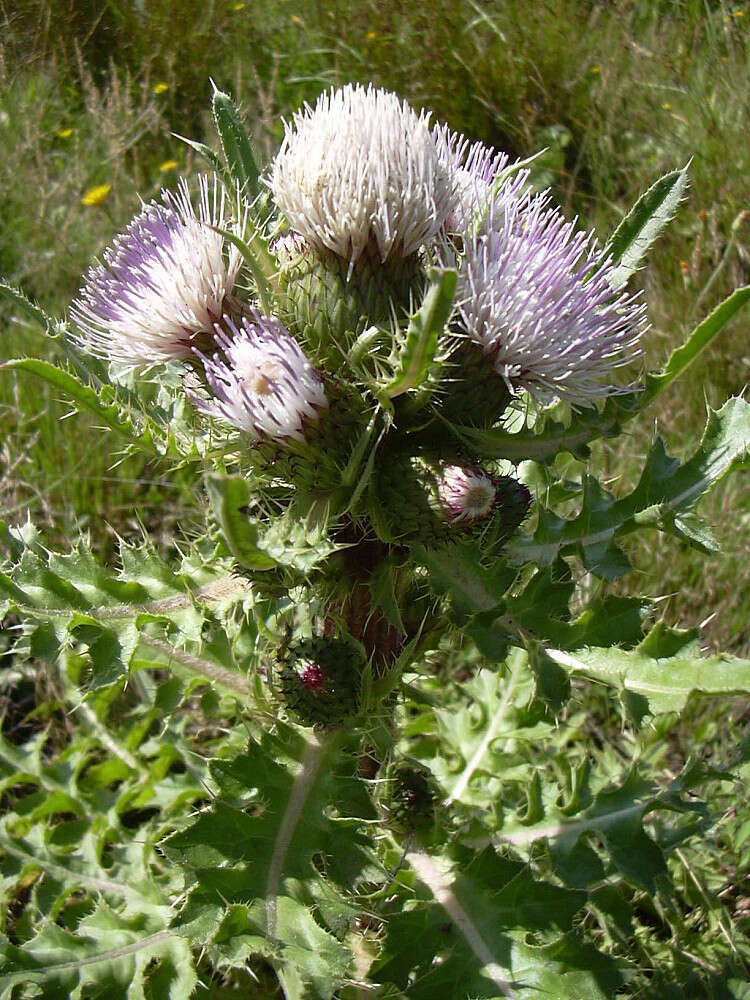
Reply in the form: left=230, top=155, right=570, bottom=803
left=138, top=634, right=251, bottom=696
left=265, top=731, right=336, bottom=939
left=406, top=850, right=516, bottom=998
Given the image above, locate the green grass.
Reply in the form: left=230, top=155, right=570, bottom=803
left=1, top=0, right=749, bottom=626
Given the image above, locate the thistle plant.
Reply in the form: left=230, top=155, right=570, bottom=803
left=2, top=83, right=750, bottom=998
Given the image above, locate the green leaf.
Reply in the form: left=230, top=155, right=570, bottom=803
left=642, top=284, right=750, bottom=404
left=0, top=526, right=253, bottom=695
left=207, top=476, right=279, bottom=571
left=207, top=475, right=338, bottom=573
left=215, top=224, right=277, bottom=316
left=166, top=726, right=378, bottom=991
left=545, top=619, right=750, bottom=714
left=0, top=913, right=195, bottom=998
left=508, top=397, right=750, bottom=577
left=509, top=562, right=651, bottom=650
left=212, top=86, right=262, bottom=201
left=607, top=165, right=689, bottom=290
left=384, top=268, right=456, bottom=398
left=416, top=542, right=517, bottom=660
left=0, top=280, right=53, bottom=331
left=496, top=762, right=709, bottom=892
left=0, top=356, right=207, bottom=459
left=3, top=357, right=157, bottom=450
left=172, top=131, right=224, bottom=174
left=372, top=846, right=621, bottom=999
left=452, top=399, right=627, bottom=463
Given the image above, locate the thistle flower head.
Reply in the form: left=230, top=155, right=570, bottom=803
left=271, top=84, right=454, bottom=265
left=70, top=174, right=244, bottom=366
left=437, top=465, right=498, bottom=524
left=433, top=124, right=517, bottom=234
left=194, top=314, right=327, bottom=443
left=457, top=192, right=648, bottom=406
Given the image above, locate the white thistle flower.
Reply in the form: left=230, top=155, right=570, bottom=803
left=437, top=465, right=498, bottom=524
left=458, top=191, right=649, bottom=406
left=271, top=84, right=454, bottom=265
left=70, top=174, right=245, bottom=366
left=194, top=315, right=328, bottom=443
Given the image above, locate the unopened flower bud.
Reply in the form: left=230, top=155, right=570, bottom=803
left=276, top=636, right=363, bottom=728
left=379, top=759, right=437, bottom=833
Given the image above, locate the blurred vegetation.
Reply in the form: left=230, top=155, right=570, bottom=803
left=1, top=0, right=749, bottom=648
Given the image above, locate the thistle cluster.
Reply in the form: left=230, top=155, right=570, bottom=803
left=69, top=83, right=648, bottom=702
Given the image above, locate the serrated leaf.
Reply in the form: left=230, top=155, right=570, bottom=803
left=642, top=284, right=750, bottom=404
left=384, top=268, right=456, bottom=398
left=607, top=166, right=688, bottom=290
left=508, top=397, right=750, bottom=577
left=0, top=914, right=194, bottom=999
left=212, top=87, right=262, bottom=200
left=166, top=726, right=378, bottom=991
left=0, top=280, right=53, bottom=331
left=206, top=476, right=280, bottom=571
left=207, top=475, right=338, bottom=573
left=545, top=619, right=750, bottom=714
left=496, top=763, right=710, bottom=893
left=416, top=542, right=517, bottom=660
left=451, top=397, right=631, bottom=463
left=2, top=358, right=166, bottom=457
left=371, top=846, right=620, bottom=999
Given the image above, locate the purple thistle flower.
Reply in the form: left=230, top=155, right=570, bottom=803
left=433, top=124, right=524, bottom=235
left=70, top=174, right=245, bottom=366
left=457, top=191, right=648, bottom=406
left=437, top=465, right=498, bottom=524
left=194, top=315, right=328, bottom=443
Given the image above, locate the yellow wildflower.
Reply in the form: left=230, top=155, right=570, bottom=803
left=591, top=65, right=601, bottom=74
left=57, top=128, right=73, bottom=139
left=159, top=159, right=178, bottom=172
left=662, top=102, right=672, bottom=110
left=153, top=82, right=169, bottom=95
left=291, top=14, right=303, bottom=24
left=233, top=1, right=246, bottom=8
left=366, top=30, right=377, bottom=40
left=81, top=184, right=112, bottom=207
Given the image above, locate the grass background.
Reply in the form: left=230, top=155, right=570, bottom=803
left=1, top=0, right=749, bottom=651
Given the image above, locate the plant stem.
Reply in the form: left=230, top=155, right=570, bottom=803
left=406, top=850, right=516, bottom=998
left=265, top=730, right=336, bottom=939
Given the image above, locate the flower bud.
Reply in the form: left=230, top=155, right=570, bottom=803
left=379, top=759, right=437, bottom=833
left=276, top=636, right=363, bottom=728
left=437, top=465, right=498, bottom=524
left=371, top=456, right=531, bottom=550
